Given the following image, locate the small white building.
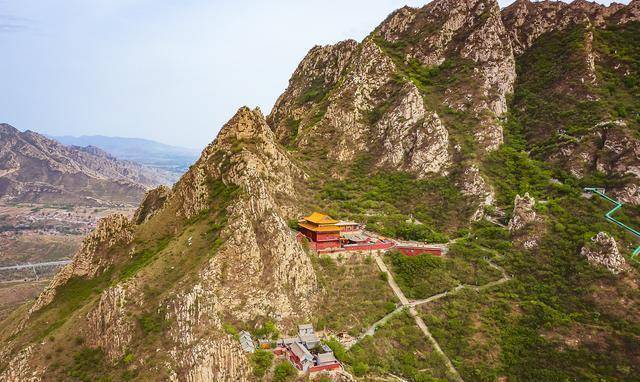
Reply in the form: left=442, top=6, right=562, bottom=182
left=298, top=323, right=314, bottom=337
left=239, top=331, right=255, bottom=353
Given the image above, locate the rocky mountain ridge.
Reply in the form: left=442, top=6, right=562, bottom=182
left=1, top=1, right=640, bottom=381
left=0, top=124, right=175, bottom=206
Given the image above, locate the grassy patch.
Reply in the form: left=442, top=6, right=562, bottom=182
left=387, top=246, right=502, bottom=300
left=313, top=255, right=397, bottom=336
left=296, top=77, right=329, bottom=105
left=119, top=237, right=171, bottom=281
left=251, top=349, right=274, bottom=378
left=32, top=269, right=114, bottom=341
left=65, top=347, right=110, bottom=382
left=345, top=311, right=451, bottom=381
left=138, top=309, right=169, bottom=335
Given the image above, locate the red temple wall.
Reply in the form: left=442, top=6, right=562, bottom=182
left=396, top=246, right=442, bottom=256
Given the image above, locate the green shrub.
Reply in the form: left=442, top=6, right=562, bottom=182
left=273, top=361, right=297, bottom=382
left=254, top=320, right=279, bottom=340
left=353, top=362, right=369, bottom=376
left=324, top=338, right=347, bottom=361
left=138, top=310, right=167, bottom=335
left=65, top=347, right=109, bottom=382
left=250, top=349, right=274, bottom=378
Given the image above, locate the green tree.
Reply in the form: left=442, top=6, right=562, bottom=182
left=273, top=361, right=297, bottom=382
left=250, top=349, right=274, bottom=378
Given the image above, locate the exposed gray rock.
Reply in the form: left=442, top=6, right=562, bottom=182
left=508, top=193, right=536, bottom=232
left=581, top=232, right=626, bottom=274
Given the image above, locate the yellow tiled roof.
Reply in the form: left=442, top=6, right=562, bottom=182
left=303, top=212, right=339, bottom=225
left=299, top=222, right=341, bottom=233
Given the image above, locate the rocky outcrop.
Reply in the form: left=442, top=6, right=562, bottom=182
left=549, top=121, right=640, bottom=204
left=377, top=0, right=516, bottom=151
left=29, top=214, right=134, bottom=314
left=581, top=232, right=626, bottom=274
left=268, top=40, right=358, bottom=143
left=508, top=193, right=544, bottom=249
left=0, top=123, right=171, bottom=206
left=611, top=0, right=640, bottom=24
left=295, top=38, right=398, bottom=164
left=459, top=165, right=494, bottom=221
left=85, top=284, right=134, bottom=360
left=133, top=185, right=172, bottom=224
left=270, top=31, right=455, bottom=177
left=374, top=84, right=451, bottom=177
left=178, top=107, right=315, bottom=318
left=158, top=107, right=315, bottom=380
left=507, top=193, right=545, bottom=249
left=0, top=346, right=43, bottom=382
left=177, top=336, right=252, bottom=382
left=508, top=193, right=536, bottom=232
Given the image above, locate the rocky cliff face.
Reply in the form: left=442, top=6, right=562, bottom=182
left=376, top=0, right=516, bottom=151
left=508, top=192, right=544, bottom=249
left=0, top=107, right=316, bottom=382
left=133, top=185, right=172, bottom=224
left=267, top=0, right=517, bottom=216
left=502, top=0, right=627, bottom=56
left=503, top=0, right=640, bottom=204
left=548, top=120, right=640, bottom=204
left=28, top=214, right=135, bottom=315
left=0, top=124, right=174, bottom=206
left=2, top=1, right=640, bottom=381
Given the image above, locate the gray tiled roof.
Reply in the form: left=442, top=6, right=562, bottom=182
left=317, top=352, right=337, bottom=364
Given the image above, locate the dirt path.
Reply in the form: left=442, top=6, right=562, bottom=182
left=359, top=253, right=511, bottom=382
left=373, top=255, right=409, bottom=305
left=410, top=258, right=510, bottom=307
left=371, top=253, right=464, bottom=382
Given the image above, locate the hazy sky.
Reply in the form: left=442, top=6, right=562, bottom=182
left=0, top=0, right=629, bottom=149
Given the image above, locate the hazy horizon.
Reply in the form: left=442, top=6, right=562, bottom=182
left=0, top=0, right=629, bottom=150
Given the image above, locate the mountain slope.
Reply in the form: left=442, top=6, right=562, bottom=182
left=503, top=0, right=640, bottom=203
left=1, top=1, right=640, bottom=382
left=0, top=125, right=174, bottom=206
left=52, top=135, right=199, bottom=179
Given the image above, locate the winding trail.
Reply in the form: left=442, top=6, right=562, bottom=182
left=356, top=251, right=511, bottom=382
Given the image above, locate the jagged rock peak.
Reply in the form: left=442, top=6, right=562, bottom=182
left=173, top=105, right=305, bottom=221
left=216, top=106, right=273, bottom=144
left=29, top=214, right=134, bottom=314
left=581, top=231, right=627, bottom=274
left=132, top=184, right=172, bottom=224
left=376, top=0, right=509, bottom=66
left=0, top=123, right=19, bottom=134
left=268, top=40, right=358, bottom=141
left=375, top=0, right=515, bottom=151
left=508, top=192, right=536, bottom=232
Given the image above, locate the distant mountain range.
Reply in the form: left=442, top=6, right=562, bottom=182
left=51, top=134, right=200, bottom=177
left=0, top=124, right=176, bottom=206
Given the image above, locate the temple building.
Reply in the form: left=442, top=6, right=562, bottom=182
left=298, top=212, right=342, bottom=251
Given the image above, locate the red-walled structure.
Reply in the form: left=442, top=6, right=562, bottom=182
left=297, top=212, right=342, bottom=251
left=395, top=245, right=442, bottom=256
